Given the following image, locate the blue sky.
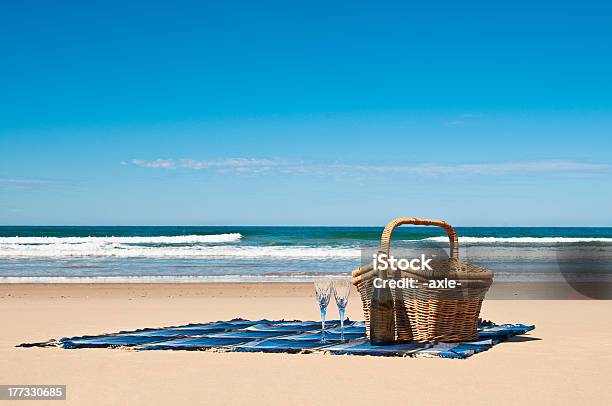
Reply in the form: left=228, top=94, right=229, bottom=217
left=1, top=1, right=611, bottom=226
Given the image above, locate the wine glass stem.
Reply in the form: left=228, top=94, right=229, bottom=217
left=320, top=306, right=327, bottom=341
left=339, top=307, right=345, bottom=341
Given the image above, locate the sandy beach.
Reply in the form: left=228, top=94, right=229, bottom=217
left=0, top=283, right=610, bottom=405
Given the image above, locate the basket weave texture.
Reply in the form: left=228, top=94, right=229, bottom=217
left=352, top=218, right=493, bottom=343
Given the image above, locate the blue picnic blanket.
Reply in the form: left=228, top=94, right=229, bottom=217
left=19, top=319, right=535, bottom=359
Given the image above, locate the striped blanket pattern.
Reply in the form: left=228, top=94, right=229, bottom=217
left=20, top=319, right=535, bottom=359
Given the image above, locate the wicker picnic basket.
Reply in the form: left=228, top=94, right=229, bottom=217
left=352, top=218, right=493, bottom=343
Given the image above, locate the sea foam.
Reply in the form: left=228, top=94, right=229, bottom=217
left=420, top=236, right=612, bottom=244
left=0, top=233, right=242, bottom=244
left=0, top=234, right=359, bottom=259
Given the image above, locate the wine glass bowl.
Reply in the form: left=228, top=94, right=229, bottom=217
left=314, top=279, right=333, bottom=342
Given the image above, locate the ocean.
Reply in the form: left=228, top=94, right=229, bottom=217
left=0, top=226, right=611, bottom=283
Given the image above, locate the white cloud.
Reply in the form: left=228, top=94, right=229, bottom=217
left=130, top=158, right=303, bottom=174
left=0, top=177, right=60, bottom=191
left=127, top=159, right=610, bottom=177
left=0, top=178, right=53, bottom=185
left=181, top=158, right=279, bottom=171
left=131, top=159, right=176, bottom=169
left=446, top=120, right=466, bottom=126
left=355, top=160, right=610, bottom=175
left=445, top=113, right=483, bottom=126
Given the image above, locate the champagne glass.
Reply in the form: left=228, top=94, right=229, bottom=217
left=314, top=279, right=332, bottom=343
left=332, top=279, right=351, bottom=342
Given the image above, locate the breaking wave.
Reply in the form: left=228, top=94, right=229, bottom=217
left=420, top=236, right=612, bottom=244
left=0, top=233, right=242, bottom=245
left=0, top=234, right=359, bottom=259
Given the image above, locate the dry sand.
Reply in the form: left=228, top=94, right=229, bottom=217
left=1, top=283, right=611, bottom=405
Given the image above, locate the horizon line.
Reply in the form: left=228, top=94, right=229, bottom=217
left=1, top=224, right=612, bottom=228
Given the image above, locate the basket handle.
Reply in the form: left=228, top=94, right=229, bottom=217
left=379, top=218, right=459, bottom=259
